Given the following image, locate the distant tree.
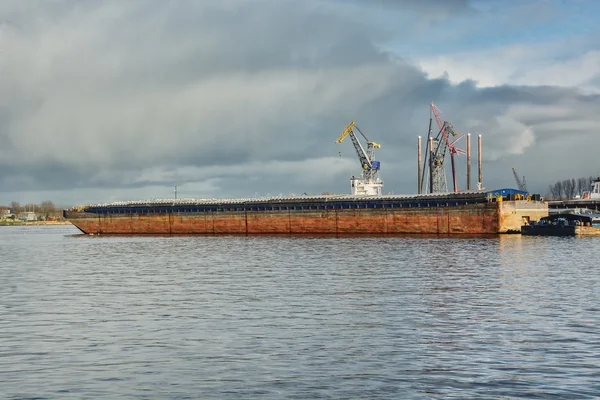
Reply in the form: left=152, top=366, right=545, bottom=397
left=22, top=203, right=40, bottom=212
left=547, top=175, right=597, bottom=199
left=9, top=201, right=21, bottom=214
left=550, top=181, right=564, bottom=199
left=39, top=200, right=56, bottom=213
left=563, top=179, right=576, bottom=199
left=576, top=177, right=590, bottom=197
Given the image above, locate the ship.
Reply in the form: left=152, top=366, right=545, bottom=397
left=63, top=118, right=548, bottom=235
left=63, top=189, right=547, bottom=235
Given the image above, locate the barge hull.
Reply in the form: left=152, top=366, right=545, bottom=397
left=64, top=200, right=547, bottom=235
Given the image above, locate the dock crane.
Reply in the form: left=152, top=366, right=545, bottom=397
left=336, top=121, right=383, bottom=195
left=422, top=103, right=466, bottom=193
left=512, top=168, right=528, bottom=192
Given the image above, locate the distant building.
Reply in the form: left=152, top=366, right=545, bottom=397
left=0, top=208, right=10, bottom=219
left=18, top=211, right=36, bottom=221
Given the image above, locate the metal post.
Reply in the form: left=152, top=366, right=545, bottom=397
left=429, top=136, right=434, bottom=193
left=174, top=185, right=178, bottom=199
left=478, top=135, right=482, bottom=190
left=467, top=133, right=471, bottom=191
left=418, top=136, right=422, bottom=194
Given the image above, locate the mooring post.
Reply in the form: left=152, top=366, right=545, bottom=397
left=418, top=136, right=422, bottom=194
left=478, top=135, right=483, bottom=190
left=467, top=133, right=471, bottom=191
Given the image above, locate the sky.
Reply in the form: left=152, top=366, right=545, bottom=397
left=1, top=0, right=600, bottom=206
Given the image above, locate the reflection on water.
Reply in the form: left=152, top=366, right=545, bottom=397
left=1, top=225, right=599, bottom=399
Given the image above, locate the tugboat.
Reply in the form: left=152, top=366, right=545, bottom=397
left=521, top=212, right=600, bottom=236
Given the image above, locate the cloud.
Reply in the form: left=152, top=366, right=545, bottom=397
left=1, top=0, right=600, bottom=204
left=349, top=0, right=472, bottom=14
left=419, top=46, right=600, bottom=92
left=416, top=14, right=600, bottom=92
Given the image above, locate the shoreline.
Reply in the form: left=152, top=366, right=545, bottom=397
left=0, top=221, right=72, bottom=226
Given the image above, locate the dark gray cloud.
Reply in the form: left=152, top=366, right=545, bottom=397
left=0, top=0, right=598, bottom=205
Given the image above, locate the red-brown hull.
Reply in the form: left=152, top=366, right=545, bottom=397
left=64, top=200, right=547, bottom=235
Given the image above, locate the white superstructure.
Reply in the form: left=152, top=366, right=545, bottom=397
left=583, top=177, right=600, bottom=199
left=350, top=176, right=383, bottom=196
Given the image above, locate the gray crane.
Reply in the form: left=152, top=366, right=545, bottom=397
left=512, top=167, right=528, bottom=192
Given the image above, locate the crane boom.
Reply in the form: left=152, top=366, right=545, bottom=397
left=431, top=104, right=445, bottom=137
left=336, top=121, right=356, bottom=143
left=512, top=168, right=528, bottom=192
left=336, top=121, right=371, bottom=171
left=430, top=103, right=457, bottom=144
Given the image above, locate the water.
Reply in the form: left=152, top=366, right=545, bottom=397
left=1, top=225, right=599, bottom=399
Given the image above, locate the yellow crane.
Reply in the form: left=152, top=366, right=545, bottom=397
left=335, top=121, right=383, bottom=195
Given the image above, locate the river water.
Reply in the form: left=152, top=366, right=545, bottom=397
left=1, top=225, right=599, bottom=399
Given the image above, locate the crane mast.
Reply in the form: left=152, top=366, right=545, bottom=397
left=430, top=136, right=448, bottom=193
left=336, top=121, right=383, bottom=196
left=424, top=103, right=466, bottom=193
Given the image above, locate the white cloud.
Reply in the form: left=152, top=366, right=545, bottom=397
left=418, top=44, right=600, bottom=92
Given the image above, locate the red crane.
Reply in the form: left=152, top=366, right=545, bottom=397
left=429, top=102, right=467, bottom=192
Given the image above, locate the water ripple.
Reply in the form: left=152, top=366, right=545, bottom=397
left=1, top=226, right=599, bottom=398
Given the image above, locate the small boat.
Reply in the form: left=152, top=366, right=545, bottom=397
left=522, top=212, right=600, bottom=236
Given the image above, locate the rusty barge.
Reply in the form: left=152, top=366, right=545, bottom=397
left=63, top=189, right=547, bottom=235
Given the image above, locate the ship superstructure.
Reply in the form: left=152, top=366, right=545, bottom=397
left=584, top=177, right=600, bottom=199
